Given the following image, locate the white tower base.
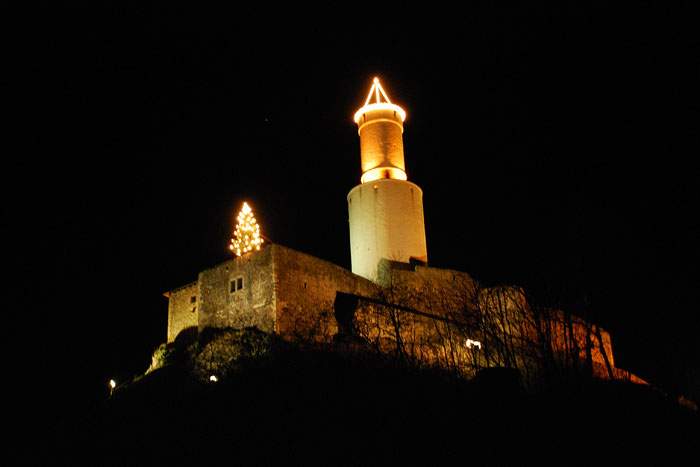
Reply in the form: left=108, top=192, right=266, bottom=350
left=348, top=178, right=428, bottom=282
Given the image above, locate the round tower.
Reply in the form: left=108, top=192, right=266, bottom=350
left=348, top=78, right=428, bottom=282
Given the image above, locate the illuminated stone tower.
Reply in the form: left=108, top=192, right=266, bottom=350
left=348, top=78, right=428, bottom=282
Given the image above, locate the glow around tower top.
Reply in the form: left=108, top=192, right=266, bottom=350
left=353, top=77, right=407, bottom=124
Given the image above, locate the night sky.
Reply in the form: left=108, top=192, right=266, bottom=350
left=10, top=4, right=698, bottom=431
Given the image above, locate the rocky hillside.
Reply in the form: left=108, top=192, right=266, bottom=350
left=43, top=329, right=697, bottom=465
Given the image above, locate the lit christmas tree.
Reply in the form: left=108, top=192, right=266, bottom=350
left=229, top=202, right=264, bottom=256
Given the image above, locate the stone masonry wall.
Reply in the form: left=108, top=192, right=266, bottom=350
left=353, top=262, right=482, bottom=374
left=165, top=247, right=635, bottom=384
left=544, top=310, right=616, bottom=370
left=354, top=267, right=625, bottom=382
left=167, top=282, right=199, bottom=343
left=354, top=301, right=480, bottom=375
left=197, top=246, right=276, bottom=334
left=378, top=260, right=479, bottom=319
left=272, top=245, right=380, bottom=343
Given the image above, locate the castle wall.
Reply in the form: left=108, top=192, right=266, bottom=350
left=197, top=246, right=276, bottom=334
left=167, top=282, right=199, bottom=343
left=544, top=310, right=616, bottom=370
left=272, top=245, right=380, bottom=342
left=352, top=265, right=624, bottom=383
left=164, top=245, right=634, bottom=384
left=352, top=262, right=482, bottom=374
left=378, top=261, right=478, bottom=317
left=354, top=300, right=480, bottom=375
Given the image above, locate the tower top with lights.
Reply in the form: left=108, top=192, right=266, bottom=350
left=353, top=77, right=407, bottom=124
left=352, top=77, right=408, bottom=184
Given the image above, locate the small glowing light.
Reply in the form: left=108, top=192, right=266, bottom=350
left=466, top=339, right=482, bottom=350
left=209, top=375, right=218, bottom=382
left=109, top=379, right=116, bottom=389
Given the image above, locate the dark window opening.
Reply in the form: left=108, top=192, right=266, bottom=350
left=230, top=276, right=245, bottom=293
left=190, top=296, right=197, bottom=303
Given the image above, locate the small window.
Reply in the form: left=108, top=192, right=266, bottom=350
left=230, top=276, right=244, bottom=293
left=190, top=296, right=197, bottom=303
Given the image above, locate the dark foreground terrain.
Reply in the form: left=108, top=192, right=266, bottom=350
left=40, top=346, right=697, bottom=466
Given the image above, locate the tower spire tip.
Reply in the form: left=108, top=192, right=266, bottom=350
left=355, top=77, right=406, bottom=123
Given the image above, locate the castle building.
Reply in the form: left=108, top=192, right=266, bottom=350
left=164, top=78, right=644, bottom=384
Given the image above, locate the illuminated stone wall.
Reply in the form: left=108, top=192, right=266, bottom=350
left=354, top=300, right=480, bottom=375
left=167, top=282, right=198, bottom=343
left=272, top=245, right=380, bottom=342
left=167, top=244, right=380, bottom=343
left=197, top=246, right=276, bottom=334
left=378, top=260, right=478, bottom=316
left=352, top=265, right=625, bottom=383
left=164, top=245, right=636, bottom=384
left=544, top=310, right=615, bottom=370
left=353, top=262, right=481, bottom=373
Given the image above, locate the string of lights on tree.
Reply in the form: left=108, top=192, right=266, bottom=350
left=230, top=202, right=264, bottom=256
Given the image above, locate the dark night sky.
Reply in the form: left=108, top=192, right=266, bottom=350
left=7, top=4, right=698, bottom=430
